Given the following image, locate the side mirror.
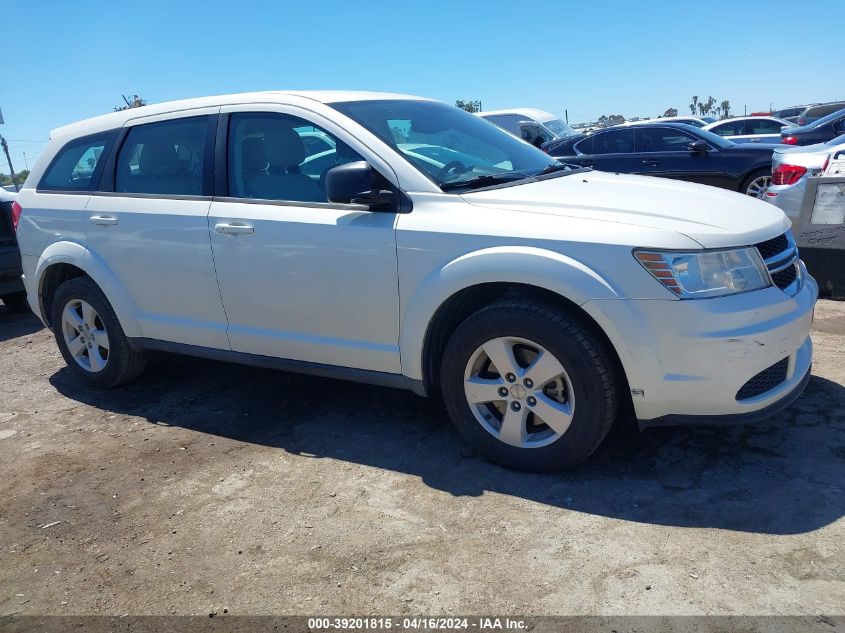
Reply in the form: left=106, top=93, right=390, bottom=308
left=325, top=161, right=395, bottom=210
left=688, top=140, right=709, bottom=156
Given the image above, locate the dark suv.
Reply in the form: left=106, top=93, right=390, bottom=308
left=0, top=188, right=28, bottom=312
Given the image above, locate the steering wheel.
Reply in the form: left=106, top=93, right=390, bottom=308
left=437, top=160, right=469, bottom=181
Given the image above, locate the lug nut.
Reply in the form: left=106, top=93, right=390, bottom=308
left=505, top=373, right=516, bottom=383
left=527, top=396, right=536, bottom=406
left=524, top=378, right=533, bottom=388
left=511, top=401, right=521, bottom=411
left=498, top=387, right=508, bottom=397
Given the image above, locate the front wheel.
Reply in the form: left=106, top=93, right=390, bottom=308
left=51, top=276, right=146, bottom=388
left=742, top=169, right=771, bottom=198
left=440, top=300, right=619, bottom=472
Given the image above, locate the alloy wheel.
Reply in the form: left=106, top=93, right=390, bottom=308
left=61, top=299, right=110, bottom=373
left=745, top=175, right=771, bottom=198
left=463, top=336, right=575, bottom=448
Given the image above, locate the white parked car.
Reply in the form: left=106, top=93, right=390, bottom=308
left=477, top=108, right=576, bottom=147
left=15, top=91, right=817, bottom=471
left=766, top=134, right=845, bottom=220
left=704, top=116, right=790, bottom=144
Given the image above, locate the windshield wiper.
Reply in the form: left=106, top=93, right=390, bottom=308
left=440, top=172, right=531, bottom=192
left=537, top=162, right=581, bottom=175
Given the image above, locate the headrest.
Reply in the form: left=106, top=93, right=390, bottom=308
left=139, top=141, right=178, bottom=175
left=264, top=127, right=306, bottom=167
left=242, top=137, right=267, bottom=171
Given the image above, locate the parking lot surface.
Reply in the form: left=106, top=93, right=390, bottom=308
left=0, top=301, right=843, bottom=616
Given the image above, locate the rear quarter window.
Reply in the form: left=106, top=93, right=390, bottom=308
left=38, top=131, right=117, bottom=192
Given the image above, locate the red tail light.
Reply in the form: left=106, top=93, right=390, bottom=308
left=781, top=136, right=799, bottom=145
left=771, top=163, right=807, bottom=185
left=10, top=201, right=22, bottom=232
left=797, top=118, right=806, bottom=125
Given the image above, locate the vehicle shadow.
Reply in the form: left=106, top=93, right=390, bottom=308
left=0, top=306, right=44, bottom=342
left=49, top=355, right=845, bottom=535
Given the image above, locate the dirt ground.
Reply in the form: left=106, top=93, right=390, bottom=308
left=0, top=300, right=843, bottom=617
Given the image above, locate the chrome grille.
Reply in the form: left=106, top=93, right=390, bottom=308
left=754, top=231, right=800, bottom=294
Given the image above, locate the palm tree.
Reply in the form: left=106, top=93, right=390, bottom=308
left=720, top=100, right=731, bottom=118
left=690, top=95, right=699, bottom=116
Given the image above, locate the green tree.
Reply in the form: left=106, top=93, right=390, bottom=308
left=455, top=99, right=482, bottom=113
left=0, top=169, right=29, bottom=187
left=720, top=99, right=731, bottom=118
left=689, top=96, right=699, bottom=115
left=661, top=107, right=678, bottom=118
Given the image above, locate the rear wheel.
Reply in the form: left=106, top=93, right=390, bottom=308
left=440, top=299, right=619, bottom=471
left=1, top=291, right=30, bottom=313
left=51, top=277, right=146, bottom=388
left=742, top=169, right=771, bottom=198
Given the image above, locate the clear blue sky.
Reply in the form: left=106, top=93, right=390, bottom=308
left=2, top=0, right=842, bottom=173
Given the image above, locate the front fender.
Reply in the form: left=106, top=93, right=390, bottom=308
left=34, top=241, right=141, bottom=337
left=399, top=246, right=622, bottom=382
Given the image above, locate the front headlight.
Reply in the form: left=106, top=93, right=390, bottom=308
left=634, top=247, right=771, bottom=298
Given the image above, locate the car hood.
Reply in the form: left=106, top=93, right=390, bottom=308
left=461, top=170, right=789, bottom=249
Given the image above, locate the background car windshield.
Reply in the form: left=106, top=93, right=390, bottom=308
left=683, top=126, right=735, bottom=148
left=330, top=100, right=557, bottom=187
left=543, top=118, right=576, bottom=138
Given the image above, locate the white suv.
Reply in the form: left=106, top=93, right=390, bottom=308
left=15, top=91, right=817, bottom=471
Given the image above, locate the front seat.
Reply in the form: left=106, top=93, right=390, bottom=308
left=240, top=137, right=267, bottom=197
left=252, top=127, right=324, bottom=203
left=319, top=140, right=361, bottom=192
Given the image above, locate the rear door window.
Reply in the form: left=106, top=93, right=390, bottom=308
left=589, top=129, right=636, bottom=154
left=115, top=116, right=210, bottom=196
left=39, top=131, right=117, bottom=191
left=711, top=120, right=746, bottom=136
left=748, top=119, right=785, bottom=134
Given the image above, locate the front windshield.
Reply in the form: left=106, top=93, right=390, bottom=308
left=542, top=118, right=577, bottom=138
left=330, top=99, right=559, bottom=189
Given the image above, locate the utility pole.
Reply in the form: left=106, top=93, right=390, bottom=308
left=565, top=109, right=569, bottom=124
left=0, top=106, right=17, bottom=192
left=0, top=136, right=18, bottom=192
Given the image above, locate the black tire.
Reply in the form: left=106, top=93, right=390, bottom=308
left=740, top=168, right=771, bottom=198
left=440, top=299, right=618, bottom=472
left=1, top=291, right=30, bottom=313
left=51, top=276, right=146, bottom=388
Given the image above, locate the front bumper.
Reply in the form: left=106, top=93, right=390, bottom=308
left=588, top=263, right=818, bottom=425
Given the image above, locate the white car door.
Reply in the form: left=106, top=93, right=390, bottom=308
left=85, top=108, right=230, bottom=349
left=208, top=106, right=402, bottom=373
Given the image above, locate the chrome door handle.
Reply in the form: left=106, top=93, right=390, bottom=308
left=215, top=222, right=254, bottom=235
left=90, top=215, right=118, bottom=226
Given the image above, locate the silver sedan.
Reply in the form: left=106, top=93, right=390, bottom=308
left=765, top=134, right=845, bottom=220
